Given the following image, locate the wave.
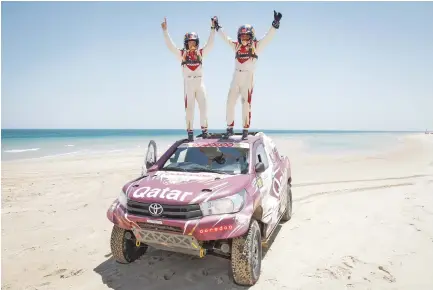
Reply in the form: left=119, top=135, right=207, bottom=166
left=3, top=148, right=40, bottom=153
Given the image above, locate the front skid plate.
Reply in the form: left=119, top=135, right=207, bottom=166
left=131, top=227, right=204, bottom=256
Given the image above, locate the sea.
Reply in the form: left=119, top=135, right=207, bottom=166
left=0, top=129, right=417, bottom=162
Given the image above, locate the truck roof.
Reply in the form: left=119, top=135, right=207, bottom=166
left=190, top=131, right=263, bottom=146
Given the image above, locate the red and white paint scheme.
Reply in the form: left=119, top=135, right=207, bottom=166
left=106, top=132, right=292, bottom=286
left=217, top=26, right=277, bottom=129
left=108, top=131, right=291, bottom=239
left=163, top=28, right=215, bottom=131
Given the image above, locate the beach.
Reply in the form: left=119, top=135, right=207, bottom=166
left=1, top=132, right=433, bottom=290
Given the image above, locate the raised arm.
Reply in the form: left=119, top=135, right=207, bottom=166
left=214, top=18, right=238, bottom=52
left=200, top=18, right=217, bottom=58
left=161, top=17, right=182, bottom=61
left=218, top=28, right=239, bottom=51
left=255, top=10, right=282, bottom=54
left=255, top=26, right=277, bottom=54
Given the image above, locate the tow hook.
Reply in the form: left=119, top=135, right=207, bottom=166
left=191, top=241, right=206, bottom=258
left=125, top=231, right=142, bottom=247
left=199, top=248, right=206, bottom=258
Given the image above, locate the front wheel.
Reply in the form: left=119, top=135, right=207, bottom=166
left=281, top=182, right=292, bottom=222
left=230, top=220, right=262, bottom=286
left=110, top=225, right=148, bottom=264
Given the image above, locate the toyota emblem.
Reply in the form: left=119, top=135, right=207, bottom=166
left=148, top=203, right=164, bottom=216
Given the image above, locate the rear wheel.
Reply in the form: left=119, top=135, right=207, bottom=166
left=110, top=225, right=148, bottom=264
left=230, top=220, right=262, bottom=286
left=281, top=182, right=292, bottom=222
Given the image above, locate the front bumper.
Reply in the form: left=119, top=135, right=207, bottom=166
left=107, top=199, right=252, bottom=242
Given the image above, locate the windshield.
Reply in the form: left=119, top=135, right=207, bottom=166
left=161, top=143, right=250, bottom=175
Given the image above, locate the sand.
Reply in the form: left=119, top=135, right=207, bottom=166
left=2, top=134, right=433, bottom=290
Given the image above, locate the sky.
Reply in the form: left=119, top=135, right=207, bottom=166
left=1, top=1, right=433, bottom=131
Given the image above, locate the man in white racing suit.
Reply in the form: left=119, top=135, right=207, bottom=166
left=215, top=11, right=282, bottom=140
left=162, top=17, right=217, bottom=142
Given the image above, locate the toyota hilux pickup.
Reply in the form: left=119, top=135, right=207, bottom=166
left=106, top=131, right=293, bottom=286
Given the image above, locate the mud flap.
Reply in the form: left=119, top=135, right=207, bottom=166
left=141, top=140, right=158, bottom=176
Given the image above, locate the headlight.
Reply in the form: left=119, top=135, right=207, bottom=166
left=200, top=189, right=246, bottom=216
left=118, top=190, right=127, bottom=207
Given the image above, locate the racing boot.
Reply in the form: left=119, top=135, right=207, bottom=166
left=223, top=127, right=234, bottom=139
left=201, top=129, right=209, bottom=139
left=187, top=130, right=194, bottom=142
left=241, top=129, right=248, bottom=140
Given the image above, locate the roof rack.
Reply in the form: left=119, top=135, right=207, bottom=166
left=196, top=131, right=260, bottom=139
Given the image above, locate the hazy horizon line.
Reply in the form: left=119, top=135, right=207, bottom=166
left=0, top=128, right=425, bottom=133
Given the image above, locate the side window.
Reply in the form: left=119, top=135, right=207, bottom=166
left=164, top=148, right=187, bottom=167
left=177, top=149, right=187, bottom=162
left=263, top=136, right=280, bottom=163
left=255, top=144, right=269, bottom=169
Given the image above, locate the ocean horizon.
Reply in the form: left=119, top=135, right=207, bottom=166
left=1, top=128, right=420, bottom=138
left=1, top=129, right=420, bottom=161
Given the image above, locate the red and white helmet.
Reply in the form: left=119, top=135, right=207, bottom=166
left=183, top=32, right=199, bottom=49
left=237, top=24, right=256, bottom=44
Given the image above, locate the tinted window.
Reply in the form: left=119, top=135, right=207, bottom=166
left=255, top=144, right=269, bottom=169
left=163, top=146, right=250, bottom=174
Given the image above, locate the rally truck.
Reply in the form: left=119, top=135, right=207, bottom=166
left=106, top=131, right=293, bottom=286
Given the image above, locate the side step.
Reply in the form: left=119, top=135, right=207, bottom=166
left=261, top=212, right=285, bottom=248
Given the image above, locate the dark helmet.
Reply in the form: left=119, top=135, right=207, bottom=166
left=237, top=24, right=256, bottom=43
left=184, top=32, right=199, bottom=49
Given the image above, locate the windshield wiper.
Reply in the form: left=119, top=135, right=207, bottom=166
left=161, top=167, right=187, bottom=172
left=188, top=167, right=231, bottom=175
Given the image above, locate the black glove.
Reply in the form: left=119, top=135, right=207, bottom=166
left=272, top=10, right=282, bottom=29
left=212, top=16, right=221, bottom=31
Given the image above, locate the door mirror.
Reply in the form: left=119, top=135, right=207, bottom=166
left=255, top=162, right=265, bottom=173
left=142, top=140, right=157, bottom=175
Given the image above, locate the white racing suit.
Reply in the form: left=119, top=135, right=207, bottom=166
left=163, top=28, right=215, bottom=132
left=218, top=26, right=276, bottom=130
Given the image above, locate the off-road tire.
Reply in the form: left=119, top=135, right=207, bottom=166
left=110, top=225, right=148, bottom=264
left=281, top=183, right=293, bottom=222
left=230, top=220, right=262, bottom=286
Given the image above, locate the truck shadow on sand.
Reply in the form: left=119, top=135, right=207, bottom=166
left=93, top=225, right=282, bottom=290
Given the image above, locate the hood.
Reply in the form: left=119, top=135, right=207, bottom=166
left=123, top=170, right=252, bottom=205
